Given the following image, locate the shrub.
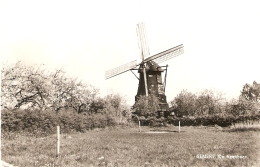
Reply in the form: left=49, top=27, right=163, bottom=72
left=1, top=109, right=117, bottom=136
left=165, top=114, right=260, bottom=127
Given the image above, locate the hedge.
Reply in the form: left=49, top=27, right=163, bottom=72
left=1, top=109, right=117, bottom=136
left=138, top=114, right=260, bottom=127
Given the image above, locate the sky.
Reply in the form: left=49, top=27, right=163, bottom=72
left=1, top=0, right=260, bottom=105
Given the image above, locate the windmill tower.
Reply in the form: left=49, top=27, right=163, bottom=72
left=105, top=22, right=184, bottom=117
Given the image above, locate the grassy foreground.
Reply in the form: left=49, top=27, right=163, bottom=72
left=2, top=125, right=260, bottom=167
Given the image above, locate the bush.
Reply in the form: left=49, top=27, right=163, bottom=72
left=165, top=114, right=260, bottom=127
left=1, top=109, right=117, bottom=136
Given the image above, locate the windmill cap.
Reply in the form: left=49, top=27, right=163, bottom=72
left=139, top=61, right=163, bottom=72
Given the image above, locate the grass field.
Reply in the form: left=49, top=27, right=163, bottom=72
left=2, top=125, right=260, bottom=167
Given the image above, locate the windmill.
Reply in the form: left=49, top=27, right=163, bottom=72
left=105, top=22, right=184, bottom=117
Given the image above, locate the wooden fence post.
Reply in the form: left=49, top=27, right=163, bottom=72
left=139, top=120, right=141, bottom=132
left=179, top=121, right=180, bottom=133
left=57, top=126, right=60, bottom=157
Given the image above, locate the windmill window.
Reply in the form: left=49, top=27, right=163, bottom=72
left=149, top=75, right=153, bottom=77
left=151, top=84, right=154, bottom=87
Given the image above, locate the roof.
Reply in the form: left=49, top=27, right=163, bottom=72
left=139, top=60, right=163, bottom=72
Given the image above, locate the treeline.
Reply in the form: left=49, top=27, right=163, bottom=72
left=135, top=82, right=260, bottom=127
left=1, top=62, right=131, bottom=134
left=1, top=61, right=127, bottom=113
left=170, top=82, right=260, bottom=117
left=2, top=61, right=260, bottom=132
left=167, top=82, right=260, bottom=126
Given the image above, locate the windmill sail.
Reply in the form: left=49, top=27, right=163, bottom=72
left=144, top=44, right=184, bottom=64
left=105, top=44, right=184, bottom=79
left=136, top=22, right=150, bottom=60
left=105, top=60, right=137, bottom=79
left=105, top=21, right=184, bottom=117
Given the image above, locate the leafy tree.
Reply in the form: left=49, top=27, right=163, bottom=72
left=103, top=93, right=130, bottom=123
left=195, top=89, right=225, bottom=116
left=133, top=92, right=160, bottom=117
left=238, top=81, right=260, bottom=115
left=1, top=62, right=49, bottom=110
left=241, top=81, right=260, bottom=102
left=170, top=89, right=225, bottom=117
left=66, top=82, right=99, bottom=113
left=88, top=93, right=131, bottom=124
left=1, top=61, right=99, bottom=112
left=46, top=67, right=99, bottom=112
left=89, top=97, right=106, bottom=114
left=170, top=89, right=197, bottom=117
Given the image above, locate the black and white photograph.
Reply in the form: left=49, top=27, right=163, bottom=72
left=1, top=0, right=260, bottom=166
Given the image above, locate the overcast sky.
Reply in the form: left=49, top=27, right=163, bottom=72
left=1, top=0, right=259, bottom=105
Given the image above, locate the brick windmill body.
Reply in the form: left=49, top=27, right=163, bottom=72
left=105, top=22, right=184, bottom=117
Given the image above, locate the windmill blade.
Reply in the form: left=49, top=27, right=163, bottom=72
left=105, top=60, right=137, bottom=80
left=136, top=22, right=150, bottom=60
left=143, top=44, right=184, bottom=64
